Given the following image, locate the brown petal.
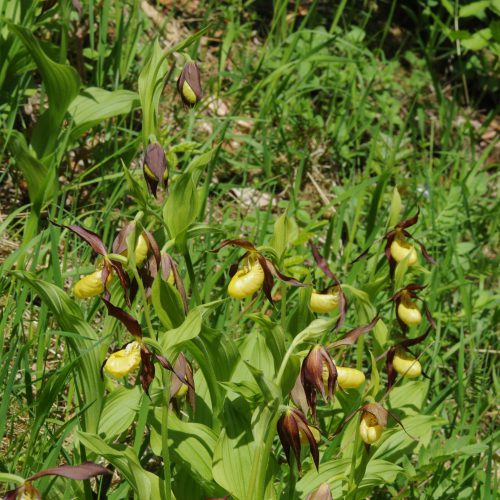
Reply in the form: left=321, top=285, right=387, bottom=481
left=161, top=253, right=189, bottom=315
left=423, top=302, right=436, bottom=330
left=140, top=350, right=155, bottom=395
left=211, top=239, right=257, bottom=253
left=50, top=221, right=107, bottom=255
left=101, top=298, right=142, bottom=338
left=395, top=209, right=419, bottom=230
left=386, top=347, right=397, bottom=389
left=330, top=315, right=380, bottom=348
left=143, top=143, right=167, bottom=197
left=399, top=326, right=432, bottom=349
left=257, top=254, right=276, bottom=305
left=294, top=411, right=320, bottom=471
left=27, top=461, right=111, bottom=481
left=107, top=260, right=131, bottom=306
left=111, top=222, right=134, bottom=254
left=334, top=287, right=347, bottom=331
left=266, top=259, right=309, bottom=287
left=309, top=240, right=335, bottom=281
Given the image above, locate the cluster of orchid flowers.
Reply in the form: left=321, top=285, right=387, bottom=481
left=42, top=55, right=436, bottom=489
left=214, top=214, right=435, bottom=471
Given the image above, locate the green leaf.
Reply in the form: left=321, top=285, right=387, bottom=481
left=138, top=39, right=168, bottom=143
left=389, top=186, right=402, bottom=227
left=8, top=23, right=81, bottom=159
left=149, top=411, right=224, bottom=496
left=163, top=172, right=199, bottom=242
left=7, top=131, right=52, bottom=213
left=168, top=25, right=212, bottom=54
left=151, top=274, right=185, bottom=330
left=461, top=27, right=492, bottom=50
left=295, top=458, right=350, bottom=497
left=271, top=211, right=298, bottom=260
left=98, top=387, right=142, bottom=440
left=12, top=272, right=104, bottom=433
left=68, top=87, right=139, bottom=139
left=459, top=1, right=490, bottom=17
left=77, top=432, right=161, bottom=498
left=159, top=302, right=222, bottom=358
left=372, top=415, right=446, bottom=463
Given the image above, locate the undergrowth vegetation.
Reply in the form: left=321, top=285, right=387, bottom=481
left=0, top=1, right=498, bottom=499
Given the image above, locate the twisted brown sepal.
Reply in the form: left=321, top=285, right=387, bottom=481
left=329, top=316, right=380, bottom=348
left=50, top=220, right=130, bottom=305
left=277, top=408, right=319, bottom=473
left=300, top=345, right=337, bottom=419
left=143, top=143, right=167, bottom=198
left=170, top=353, right=196, bottom=413
left=101, top=298, right=142, bottom=339
left=177, top=62, right=202, bottom=107
left=3, top=462, right=111, bottom=500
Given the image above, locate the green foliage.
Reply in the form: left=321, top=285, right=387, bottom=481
left=0, top=1, right=497, bottom=499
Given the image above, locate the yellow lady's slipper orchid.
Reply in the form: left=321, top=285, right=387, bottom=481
left=73, top=269, right=113, bottom=299
left=336, top=366, right=365, bottom=389
left=310, top=287, right=339, bottom=313
left=228, top=258, right=265, bottom=299
left=397, top=298, right=422, bottom=326
left=393, top=347, right=421, bottom=378
left=390, top=237, right=418, bottom=265
left=174, top=383, right=189, bottom=398
left=103, top=341, right=142, bottom=378
left=359, top=412, right=383, bottom=444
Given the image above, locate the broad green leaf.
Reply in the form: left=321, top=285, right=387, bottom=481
left=7, top=131, right=52, bottom=213
left=359, top=459, right=404, bottom=487
left=271, top=211, right=298, bottom=260
left=389, top=186, right=402, bottom=227
left=149, top=411, right=224, bottom=496
left=295, top=458, right=350, bottom=497
left=459, top=1, right=490, bottom=17
left=77, top=431, right=161, bottom=499
left=8, top=23, right=81, bottom=159
left=151, top=275, right=185, bottom=330
left=12, top=272, right=103, bottom=433
left=163, top=172, right=199, bottom=241
left=461, top=27, right=492, bottom=50
left=98, top=387, right=142, bottom=440
left=68, top=87, right=139, bottom=139
left=138, top=39, right=168, bottom=143
left=388, top=380, right=429, bottom=415
left=373, top=415, right=446, bottom=463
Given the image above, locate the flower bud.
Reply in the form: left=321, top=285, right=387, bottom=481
left=277, top=408, right=319, bottom=472
left=310, top=287, right=339, bottom=313
left=335, top=366, right=365, bottom=389
left=359, top=411, right=383, bottom=444
left=397, top=298, right=422, bottom=326
left=227, top=257, right=265, bottom=299
left=143, top=143, right=167, bottom=197
left=134, top=234, right=149, bottom=267
left=390, top=237, right=417, bottom=265
left=393, top=347, right=421, bottom=378
left=104, top=341, right=142, bottom=378
left=73, top=269, right=113, bottom=299
left=177, top=62, right=202, bottom=107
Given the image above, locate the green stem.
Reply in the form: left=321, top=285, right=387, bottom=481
left=184, top=249, right=201, bottom=305
left=161, top=371, right=172, bottom=500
